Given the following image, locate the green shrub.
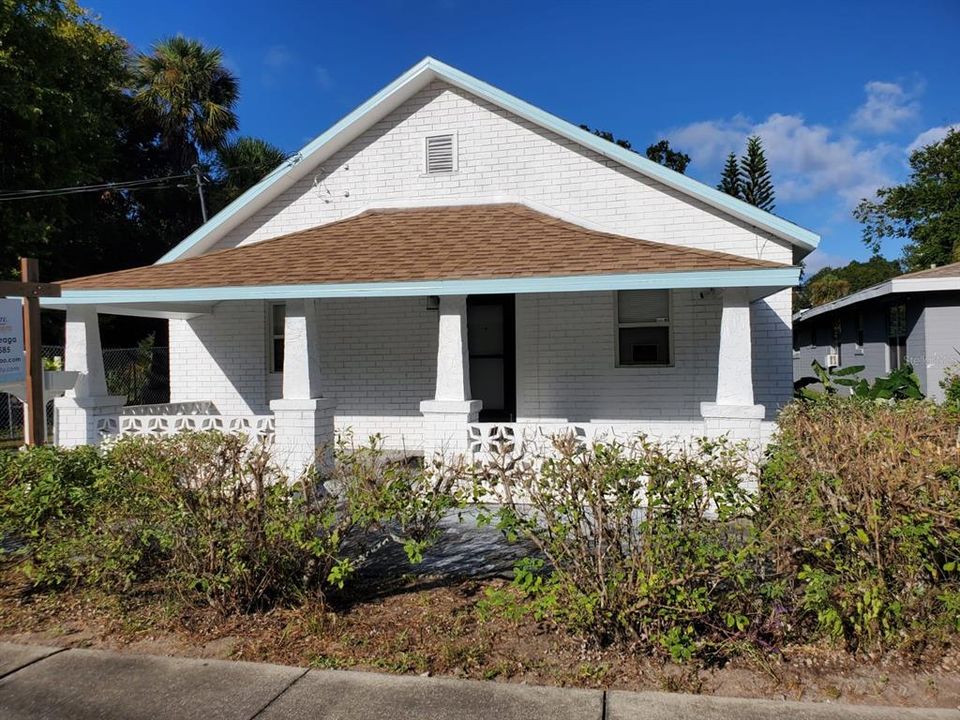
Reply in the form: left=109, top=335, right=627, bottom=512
left=941, top=362, right=960, bottom=410
left=0, top=444, right=108, bottom=586
left=1, top=431, right=465, bottom=612
left=759, top=398, right=960, bottom=649
left=473, top=434, right=764, bottom=660
left=333, top=433, right=466, bottom=564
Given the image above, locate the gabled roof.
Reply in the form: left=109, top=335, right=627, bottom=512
left=158, top=56, right=819, bottom=265
left=794, top=260, right=960, bottom=322
left=63, top=203, right=786, bottom=291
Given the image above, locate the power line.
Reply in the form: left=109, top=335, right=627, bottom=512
left=0, top=158, right=295, bottom=203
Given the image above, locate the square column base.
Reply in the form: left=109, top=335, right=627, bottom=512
left=270, top=398, right=337, bottom=477
left=700, top=402, right=765, bottom=443
left=54, top=395, right=126, bottom=447
left=420, top=399, right=482, bottom=459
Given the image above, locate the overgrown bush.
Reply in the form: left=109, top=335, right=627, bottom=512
left=0, top=432, right=457, bottom=613
left=759, top=398, right=960, bottom=649
left=473, top=434, right=766, bottom=661
left=333, top=433, right=466, bottom=564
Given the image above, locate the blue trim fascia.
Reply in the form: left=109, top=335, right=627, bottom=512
left=158, top=57, right=818, bottom=265
left=43, top=268, right=800, bottom=306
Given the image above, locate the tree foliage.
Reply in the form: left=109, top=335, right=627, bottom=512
left=798, top=255, right=902, bottom=308
left=211, top=136, right=288, bottom=211
left=578, top=125, right=691, bottom=174
left=855, top=129, right=960, bottom=271
left=644, top=139, right=690, bottom=174
left=132, top=35, right=239, bottom=170
left=739, top=135, right=775, bottom=211
left=0, top=2, right=281, bottom=348
left=717, top=152, right=741, bottom=198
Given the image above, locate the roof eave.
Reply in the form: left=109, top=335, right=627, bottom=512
left=46, top=266, right=800, bottom=308
left=793, top=275, right=960, bottom=322
left=158, top=57, right=819, bottom=265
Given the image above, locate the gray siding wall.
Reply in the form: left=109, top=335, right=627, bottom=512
left=795, top=291, right=960, bottom=399
left=921, top=292, right=960, bottom=402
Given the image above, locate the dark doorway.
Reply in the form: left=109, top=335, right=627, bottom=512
left=467, top=294, right=516, bottom=422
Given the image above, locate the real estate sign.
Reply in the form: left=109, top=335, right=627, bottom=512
left=0, top=298, right=25, bottom=385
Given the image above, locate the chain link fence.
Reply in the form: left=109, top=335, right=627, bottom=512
left=0, top=345, right=170, bottom=443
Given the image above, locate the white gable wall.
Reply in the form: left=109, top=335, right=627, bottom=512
left=210, top=80, right=793, bottom=265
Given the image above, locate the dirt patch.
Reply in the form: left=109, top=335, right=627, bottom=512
left=1, top=574, right=957, bottom=709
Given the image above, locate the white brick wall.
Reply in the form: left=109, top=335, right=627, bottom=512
left=171, top=291, right=784, bottom=451
left=169, top=301, right=268, bottom=415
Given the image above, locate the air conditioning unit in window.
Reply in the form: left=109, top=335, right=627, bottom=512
left=825, top=352, right=840, bottom=368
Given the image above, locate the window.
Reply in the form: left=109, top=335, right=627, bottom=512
left=855, top=312, right=864, bottom=354
left=831, top=318, right=842, bottom=365
left=269, top=303, right=285, bottom=373
left=424, top=133, right=456, bottom=174
left=887, top=303, right=907, bottom=371
left=616, top=290, right=671, bottom=366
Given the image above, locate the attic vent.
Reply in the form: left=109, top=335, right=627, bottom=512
left=425, top=134, right=456, bottom=174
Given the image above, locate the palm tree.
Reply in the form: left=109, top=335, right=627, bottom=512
left=212, top=136, right=288, bottom=209
left=132, top=35, right=239, bottom=169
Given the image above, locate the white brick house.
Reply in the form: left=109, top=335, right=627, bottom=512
left=46, top=58, right=818, bottom=473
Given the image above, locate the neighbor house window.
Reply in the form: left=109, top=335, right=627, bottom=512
left=855, top=312, right=865, bottom=354
left=270, top=303, right=285, bottom=373
left=616, top=290, right=671, bottom=366
left=887, top=303, right=907, bottom=370
left=832, top=318, right=842, bottom=366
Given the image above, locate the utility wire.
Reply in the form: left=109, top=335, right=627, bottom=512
left=0, top=158, right=294, bottom=202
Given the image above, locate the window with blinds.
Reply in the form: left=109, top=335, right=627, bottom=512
left=424, top=134, right=456, bottom=174
left=616, top=290, right=671, bottom=366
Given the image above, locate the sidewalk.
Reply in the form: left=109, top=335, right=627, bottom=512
left=0, top=642, right=956, bottom=720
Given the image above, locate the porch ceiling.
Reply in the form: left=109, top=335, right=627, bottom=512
left=46, top=204, right=799, bottom=308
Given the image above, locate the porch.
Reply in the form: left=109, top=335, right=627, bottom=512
left=50, top=284, right=789, bottom=474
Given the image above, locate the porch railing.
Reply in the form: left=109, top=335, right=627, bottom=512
left=96, top=407, right=274, bottom=440
left=467, top=422, right=590, bottom=458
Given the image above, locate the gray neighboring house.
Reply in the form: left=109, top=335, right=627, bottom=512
left=793, top=261, right=960, bottom=401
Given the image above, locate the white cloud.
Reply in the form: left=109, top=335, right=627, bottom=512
left=263, top=45, right=294, bottom=70
left=670, top=113, right=893, bottom=208
left=803, top=248, right=850, bottom=275
left=907, top=123, right=959, bottom=154
left=314, top=66, right=333, bottom=90
left=851, top=81, right=919, bottom=134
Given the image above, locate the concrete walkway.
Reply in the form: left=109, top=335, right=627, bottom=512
left=0, top=642, right=955, bottom=720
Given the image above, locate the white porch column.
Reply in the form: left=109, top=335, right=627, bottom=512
left=700, top=288, right=765, bottom=443
left=420, top=295, right=481, bottom=458
left=269, top=299, right=336, bottom=476
left=54, top=306, right=125, bottom=446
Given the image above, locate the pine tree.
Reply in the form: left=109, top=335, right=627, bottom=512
left=717, top=152, right=741, bottom=198
left=739, top=136, right=775, bottom=211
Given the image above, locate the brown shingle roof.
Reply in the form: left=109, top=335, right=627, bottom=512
left=899, top=260, right=960, bottom=280
left=61, top=204, right=785, bottom=291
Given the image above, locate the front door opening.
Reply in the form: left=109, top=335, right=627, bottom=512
left=467, top=294, right=516, bottom=422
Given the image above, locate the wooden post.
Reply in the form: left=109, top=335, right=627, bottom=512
left=21, top=258, right=44, bottom=445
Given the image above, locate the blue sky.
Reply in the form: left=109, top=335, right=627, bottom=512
left=87, top=0, right=959, bottom=272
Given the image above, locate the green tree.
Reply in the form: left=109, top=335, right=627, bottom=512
left=132, top=35, right=239, bottom=171
left=806, top=274, right=851, bottom=306
left=579, top=124, right=633, bottom=150
left=211, top=136, right=288, bottom=210
left=739, top=135, right=775, bottom=211
left=0, top=0, right=134, bottom=279
left=717, top=152, right=741, bottom=199
left=855, top=129, right=960, bottom=271
left=798, top=255, right=902, bottom=308
left=644, top=139, right=690, bottom=174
